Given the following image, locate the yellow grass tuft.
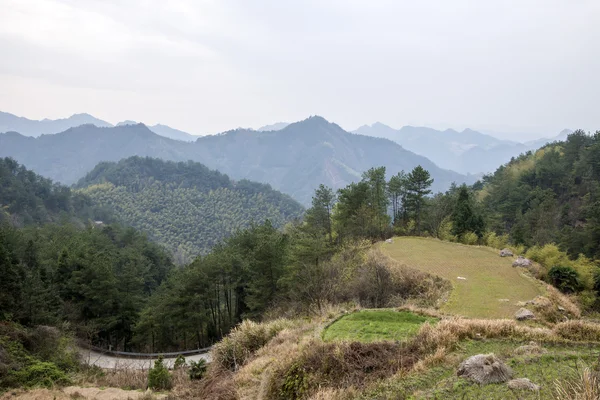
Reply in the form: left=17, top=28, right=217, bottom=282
left=554, top=367, right=600, bottom=400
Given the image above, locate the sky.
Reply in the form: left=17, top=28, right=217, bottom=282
left=0, top=0, right=599, bottom=141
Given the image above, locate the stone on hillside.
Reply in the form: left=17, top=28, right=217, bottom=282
left=514, top=341, right=547, bottom=355
left=512, top=256, right=532, bottom=267
left=500, top=248, right=513, bottom=257
left=526, top=296, right=552, bottom=308
left=385, top=239, right=393, bottom=244
left=515, top=308, right=535, bottom=321
left=507, top=378, right=540, bottom=391
left=457, top=354, right=513, bottom=385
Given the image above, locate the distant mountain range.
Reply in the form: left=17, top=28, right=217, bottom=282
left=0, top=111, right=112, bottom=136
left=354, top=123, right=572, bottom=174
left=0, top=116, right=473, bottom=205
left=0, top=111, right=198, bottom=142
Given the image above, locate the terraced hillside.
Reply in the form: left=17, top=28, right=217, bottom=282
left=381, top=237, right=544, bottom=318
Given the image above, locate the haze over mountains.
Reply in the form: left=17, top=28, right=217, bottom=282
left=354, top=123, right=572, bottom=174
left=0, top=115, right=471, bottom=205
left=0, top=110, right=199, bottom=142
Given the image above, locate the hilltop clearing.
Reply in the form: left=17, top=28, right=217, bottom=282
left=381, top=237, right=543, bottom=318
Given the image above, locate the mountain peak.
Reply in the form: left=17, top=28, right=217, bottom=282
left=117, top=120, right=138, bottom=126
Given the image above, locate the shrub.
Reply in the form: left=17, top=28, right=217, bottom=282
left=438, top=218, right=457, bottom=242
left=483, top=232, right=509, bottom=250
left=13, top=360, right=70, bottom=388
left=461, top=232, right=478, bottom=245
left=148, top=357, right=172, bottom=391
left=526, top=244, right=570, bottom=270
left=211, top=319, right=297, bottom=371
left=548, top=266, right=582, bottom=293
left=188, top=359, right=207, bottom=380
left=269, top=340, right=416, bottom=399
left=173, top=354, right=186, bottom=370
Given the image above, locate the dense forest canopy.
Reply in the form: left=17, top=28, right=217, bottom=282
left=76, top=157, right=304, bottom=263
left=0, top=157, right=109, bottom=226
left=0, top=158, right=175, bottom=351
left=478, top=130, right=600, bottom=258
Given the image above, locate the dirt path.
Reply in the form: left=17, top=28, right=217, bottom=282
left=79, top=348, right=211, bottom=370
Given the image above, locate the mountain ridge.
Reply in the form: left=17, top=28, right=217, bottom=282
left=0, top=110, right=198, bottom=142
left=1, top=115, right=474, bottom=205
left=354, top=122, right=572, bottom=174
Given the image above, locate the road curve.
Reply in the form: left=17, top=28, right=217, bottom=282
left=79, top=348, right=212, bottom=370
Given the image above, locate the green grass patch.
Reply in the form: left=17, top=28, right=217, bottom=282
left=381, top=237, right=544, bottom=318
left=322, top=310, right=436, bottom=343
left=358, top=339, right=599, bottom=399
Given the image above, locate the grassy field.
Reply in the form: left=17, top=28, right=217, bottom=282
left=381, top=237, right=544, bottom=318
left=359, top=339, right=599, bottom=399
left=322, top=310, right=437, bottom=342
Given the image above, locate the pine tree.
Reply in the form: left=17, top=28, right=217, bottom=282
left=406, top=166, right=433, bottom=235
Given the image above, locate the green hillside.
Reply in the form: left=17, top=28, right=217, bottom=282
left=479, top=130, right=600, bottom=258
left=77, top=157, right=304, bottom=263
left=381, top=237, right=543, bottom=318
left=0, top=157, right=109, bottom=226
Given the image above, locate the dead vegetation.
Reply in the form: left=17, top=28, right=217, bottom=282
left=554, top=366, right=600, bottom=400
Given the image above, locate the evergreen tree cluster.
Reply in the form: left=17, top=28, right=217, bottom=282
left=77, top=157, right=304, bottom=263
left=0, top=157, right=109, bottom=226
left=0, top=222, right=173, bottom=350
left=480, top=130, right=600, bottom=258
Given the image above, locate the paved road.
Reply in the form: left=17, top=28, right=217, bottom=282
left=79, top=348, right=212, bottom=370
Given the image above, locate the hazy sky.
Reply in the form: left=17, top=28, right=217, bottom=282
left=1, top=0, right=598, bottom=140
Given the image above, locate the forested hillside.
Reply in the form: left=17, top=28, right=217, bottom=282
left=0, top=157, right=109, bottom=226
left=479, top=130, right=600, bottom=258
left=0, top=116, right=471, bottom=205
left=0, top=160, right=174, bottom=354
left=77, top=157, right=304, bottom=263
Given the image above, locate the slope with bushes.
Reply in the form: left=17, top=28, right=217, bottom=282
left=76, top=156, right=304, bottom=263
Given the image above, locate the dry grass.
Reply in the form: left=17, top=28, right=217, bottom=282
left=554, top=367, right=600, bottom=400
left=381, top=237, right=544, bottom=318
left=196, top=313, right=600, bottom=400
left=211, top=319, right=299, bottom=372
left=412, top=317, right=600, bottom=356
left=76, top=366, right=148, bottom=390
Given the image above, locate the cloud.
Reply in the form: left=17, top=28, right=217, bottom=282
left=0, top=0, right=599, bottom=137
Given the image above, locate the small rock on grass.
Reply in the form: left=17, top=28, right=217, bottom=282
left=457, top=354, right=513, bottom=385
left=514, top=308, right=535, bottom=321
left=500, top=248, right=514, bottom=257
left=507, top=378, right=540, bottom=391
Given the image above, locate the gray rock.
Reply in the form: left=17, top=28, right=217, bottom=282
left=512, top=256, right=532, bottom=267
left=515, top=308, right=535, bottom=321
left=514, top=341, right=547, bottom=355
left=507, top=378, right=540, bottom=391
left=500, top=248, right=514, bottom=257
left=457, top=353, right=513, bottom=384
